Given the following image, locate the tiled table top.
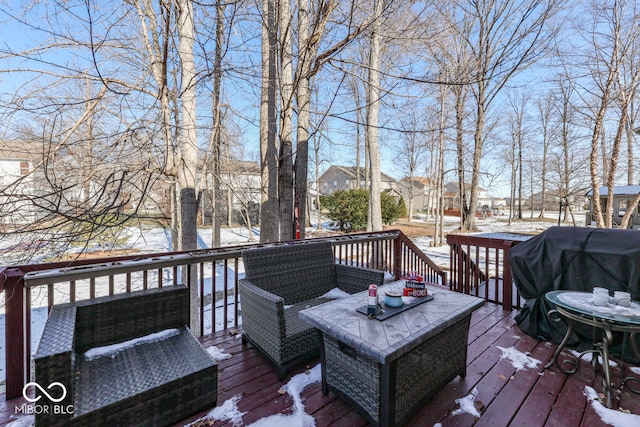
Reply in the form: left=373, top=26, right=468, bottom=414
left=299, top=281, right=485, bottom=364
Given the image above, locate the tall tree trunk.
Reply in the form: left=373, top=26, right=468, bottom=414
left=467, top=84, right=484, bottom=232
left=366, top=0, right=383, bottom=232
left=353, top=79, right=363, bottom=188
left=211, top=0, right=225, bottom=247
left=454, top=85, right=467, bottom=229
left=538, top=97, right=550, bottom=218
left=177, top=0, right=199, bottom=334
left=295, top=0, right=312, bottom=239
left=517, top=128, right=523, bottom=220
left=589, top=41, right=618, bottom=228
left=259, top=0, right=279, bottom=242
left=626, top=109, right=635, bottom=185
left=433, top=88, right=446, bottom=247
left=279, top=0, right=294, bottom=241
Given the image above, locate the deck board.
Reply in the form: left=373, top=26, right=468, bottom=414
left=2, top=302, right=640, bottom=426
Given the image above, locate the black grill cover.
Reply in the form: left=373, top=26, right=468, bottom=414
left=509, top=226, right=640, bottom=363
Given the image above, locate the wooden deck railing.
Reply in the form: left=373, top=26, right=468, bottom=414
left=447, top=232, right=532, bottom=311
left=0, top=229, right=446, bottom=400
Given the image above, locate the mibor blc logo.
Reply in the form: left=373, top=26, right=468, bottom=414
left=14, top=382, right=74, bottom=416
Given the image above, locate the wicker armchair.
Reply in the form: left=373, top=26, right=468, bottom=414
left=239, top=241, right=385, bottom=380
left=33, top=285, right=218, bottom=427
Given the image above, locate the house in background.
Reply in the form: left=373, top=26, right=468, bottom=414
left=443, top=182, right=491, bottom=213
left=522, top=190, right=585, bottom=212
left=317, top=165, right=397, bottom=195
left=0, top=140, right=42, bottom=225
left=585, top=186, right=640, bottom=228
left=397, top=176, right=436, bottom=213
left=200, top=159, right=262, bottom=226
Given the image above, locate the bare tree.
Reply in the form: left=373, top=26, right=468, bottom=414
left=394, top=110, right=428, bottom=223
left=554, top=79, right=577, bottom=223
left=259, top=0, right=279, bottom=242
left=574, top=0, right=640, bottom=227
left=458, top=0, right=560, bottom=231
left=509, top=92, right=530, bottom=220
left=366, top=0, right=384, bottom=232
left=536, top=92, right=553, bottom=218
left=0, top=3, right=162, bottom=261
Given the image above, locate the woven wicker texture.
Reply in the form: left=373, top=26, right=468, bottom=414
left=299, top=282, right=484, bottom=427
left=33, top=285, right=218, bottom=427
left=324, top=317, right=470, bottom=425
left=240, top=241, right=385, bottom=379
left=324, top=335, right=381, bottom=419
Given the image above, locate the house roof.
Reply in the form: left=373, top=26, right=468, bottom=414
left=400, top=176, right=432, bottom=186
left=0, top=140, right=45, bottom=162
left=445, top=182, right=486, bottom=193
left=585, top=186, right=640, bottom=197
left=221, top=160, right=260, bottom=174
left=322, top=165, right=397, bottom=182
left=198, top=158, right=260, bottom=174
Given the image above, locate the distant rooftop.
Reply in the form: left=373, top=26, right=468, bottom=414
left=585, top=185, right=640, bottom=196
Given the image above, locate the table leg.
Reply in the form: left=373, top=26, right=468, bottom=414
left=598, top=327, right=614, bottom=408
left=380, top=362, right=394, bottom=427
left=622, top=331, right=640, bottom=395
left=545, top=310, right=575, bottom=371
left=318, top=332, right=328, bottom=395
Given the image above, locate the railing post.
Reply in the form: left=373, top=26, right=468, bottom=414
left=2, top=268, right=29, bottom=400
left=503, top=242, right=513, bottom=311
left=393, top=235, right=402, bottom=280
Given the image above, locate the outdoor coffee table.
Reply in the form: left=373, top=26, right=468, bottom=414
left=544, top=290, right=640, bottom=408
left=299, top=281, right=484, bottom=427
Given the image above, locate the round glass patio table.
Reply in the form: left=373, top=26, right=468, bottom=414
left=544, top=290, right=640, bottom=408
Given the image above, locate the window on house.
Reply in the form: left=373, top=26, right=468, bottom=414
left=619, top=199, right=632, bottom=217
left=345, top=179, right=349, bottom=187
left=333, top=180, right=337, bottom=188
left=20, top=161, right=29, bottom=176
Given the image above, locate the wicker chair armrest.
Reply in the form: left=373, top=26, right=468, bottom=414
left=239, top=279, right=286, bottom=339
left=335, top=264, right=385, bottom=294
left=33, top=306, right=76, bottom=412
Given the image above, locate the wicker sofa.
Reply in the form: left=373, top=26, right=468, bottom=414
left=33, top=285, right=218, bottom=427
left=239, top=241, right=385, bottom=380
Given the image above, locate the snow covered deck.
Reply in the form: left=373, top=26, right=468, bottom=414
left=6, top=302, right=638, bottom=426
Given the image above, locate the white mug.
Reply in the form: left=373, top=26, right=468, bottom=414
left=613, top=291, right=631, bottom=307
left=593, top=291, right=609, bottom=307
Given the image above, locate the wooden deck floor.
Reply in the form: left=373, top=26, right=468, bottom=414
left=3, top=302, right=640, bottom=426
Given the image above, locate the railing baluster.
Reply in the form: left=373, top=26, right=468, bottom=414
left=211, top=261, right=217, bottom=333
left=494, top=248, right=500, bottom=304
left=70, top=280, right=76, bottom=302
left=199, top=263, right=205, bottom=337
left=223, top=260, right=228, bottom=330
left=233, top=258, right=239, bottom=329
